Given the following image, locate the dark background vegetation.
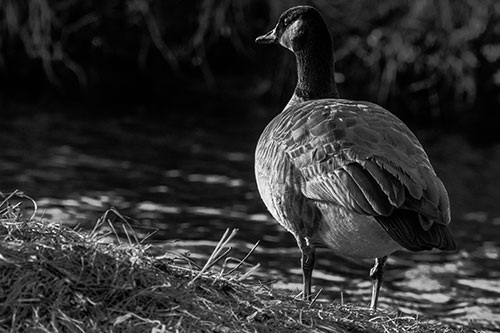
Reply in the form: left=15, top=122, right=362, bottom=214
left=1, top=0, right=500, bottom=141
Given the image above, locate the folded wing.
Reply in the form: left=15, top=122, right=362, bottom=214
left=278, top=99, right=455, bottom=251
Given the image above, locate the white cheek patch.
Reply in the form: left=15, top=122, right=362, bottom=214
left=280, top=20, right=302, bottom=51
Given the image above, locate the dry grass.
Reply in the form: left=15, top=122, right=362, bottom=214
left=0, top=191, right=475, bottom=333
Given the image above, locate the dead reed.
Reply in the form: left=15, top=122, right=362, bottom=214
left=0, top=191, right=475, bottom=332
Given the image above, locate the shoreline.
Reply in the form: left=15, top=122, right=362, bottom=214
left=0, top=198, right=475, bottom=333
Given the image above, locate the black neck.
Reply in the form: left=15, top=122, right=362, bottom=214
left=291, top=42, right=339, bottom=105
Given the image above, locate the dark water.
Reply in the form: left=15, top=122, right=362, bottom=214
left=2, top=103, right=499, bottom=331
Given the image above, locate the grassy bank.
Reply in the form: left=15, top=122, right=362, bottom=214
left=0, top=192, right=474, bottom=333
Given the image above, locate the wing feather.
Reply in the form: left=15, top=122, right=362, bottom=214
left=338, top=168, right=379, bottom=215
left=436, top=178, right=451, bottom=223
left=276, top=99, right=453, bottom=250
left=305, top=175, right=350, bottom=207
left=374, top=157, right=424, bottom=200
left=362, top=160, right=405, bottom=207
left=420, top=168, right=440, bottom=207
left=342, top=164, right=393, bottom=215
left=376, top=210, right=456, bottom=251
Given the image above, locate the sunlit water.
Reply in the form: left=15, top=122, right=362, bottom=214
left=1, top=105, right=499, bottom=331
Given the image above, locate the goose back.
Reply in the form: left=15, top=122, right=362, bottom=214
left=255, top=98, right=455, bottom=253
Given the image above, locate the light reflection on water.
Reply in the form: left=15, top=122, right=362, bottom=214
left=2, top=110, right=500, bottom=331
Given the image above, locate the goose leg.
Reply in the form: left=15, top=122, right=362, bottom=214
left=369, top=256, right=388, bottom=310
left=299, top=239, right=316, bottom=300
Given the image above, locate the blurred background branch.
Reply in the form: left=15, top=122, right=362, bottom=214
left=1, top=0, right=499, bottom=138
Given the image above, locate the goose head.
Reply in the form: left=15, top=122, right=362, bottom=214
left=255, top=6, right=330, bottom=53
left=255, top=5, right=338, bottom=104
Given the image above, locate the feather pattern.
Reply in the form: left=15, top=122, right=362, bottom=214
left=255, top=98, right=455, bottom=252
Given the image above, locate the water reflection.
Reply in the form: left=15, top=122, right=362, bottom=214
left=2, top=109, right=500, bottom=331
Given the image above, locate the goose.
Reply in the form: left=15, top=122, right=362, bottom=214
left=254, top=5, right=456, bottom=310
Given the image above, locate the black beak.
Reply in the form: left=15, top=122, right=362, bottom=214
left=255, top=29, right=277, bottom=44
